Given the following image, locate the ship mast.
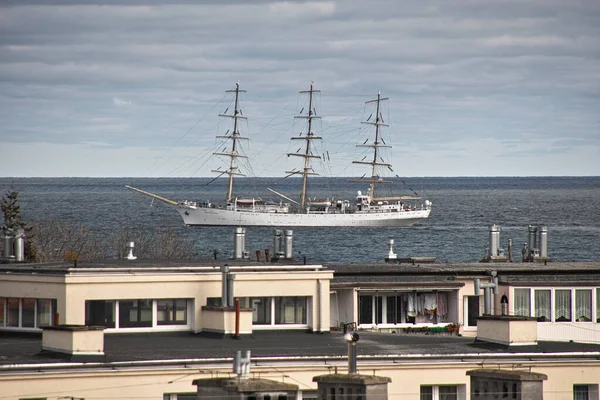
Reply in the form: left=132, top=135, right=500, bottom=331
left=214, top=82, right=248, bottom=201
left=286, top=82, right=322, bottom=209
left=352, top=91, right=392, bottom=200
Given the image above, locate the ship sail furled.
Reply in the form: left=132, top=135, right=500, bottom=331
left=351, top=91, right=420, bottom=202
left=286, top=82, right=322, bottom=209
left=214, top=82, right=249, bottom=201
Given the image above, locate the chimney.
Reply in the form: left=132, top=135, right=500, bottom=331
left=313, top=334, right=391, bottom=400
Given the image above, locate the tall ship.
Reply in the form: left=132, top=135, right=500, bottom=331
left=127, top=83, right=432, bottom=227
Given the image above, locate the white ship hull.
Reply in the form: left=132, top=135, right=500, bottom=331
left=175, top=204, right=431, bottom=227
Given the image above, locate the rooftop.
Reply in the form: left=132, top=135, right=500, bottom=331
left=2, top=331, right=600, bottom=370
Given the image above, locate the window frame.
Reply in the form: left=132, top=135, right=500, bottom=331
left=511, top=287, right=599, bottom=324
left=245, top=296, right=310, bottom=329
left=420, top=384, right=464, bottom=400
left=573, top=384, right=599, bottom=400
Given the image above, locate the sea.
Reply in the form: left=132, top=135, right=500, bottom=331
left=0, top=176, right=599, bottom=264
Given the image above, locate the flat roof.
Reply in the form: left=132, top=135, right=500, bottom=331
left=0, top=259, right=326, bottom=275
left=2, top=331, right=600, bottom=369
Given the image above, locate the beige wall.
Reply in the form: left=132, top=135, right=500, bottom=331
left=1, top=358, right=598, bottom=400
left=0, top=268, right=333, bottom=333
left=42, top=328, right=104, bottom=354
left=201, top=308, right=253, bottom=334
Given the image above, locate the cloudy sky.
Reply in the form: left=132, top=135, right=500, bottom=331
left=1, top=0, right=599, bottom=177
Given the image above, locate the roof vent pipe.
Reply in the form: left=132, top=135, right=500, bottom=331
left=233, top=227, right=247, bottom=259
left=221, top=264, right=229, bottom=307
left=2, top=228, right=14, bottom=260
left=14, top=228, right=25, bottom=262
left=527, top=225, right=538, bottom=260
left=233, top=350, right=251, bottom=377
left=284, top=230, right=293, bottom=259
left=273, top=229, right=283, bottom=258
left=538, top=226, right=548, bottom=259
left=344, top=331, right=360, bottom=374
left=125, top=242, right=137, bottom=260
left=474, top=271, right=499, bottom=315
left=488, top=224, right=500, bottom=257
left=387, top=238, right=397, bottom=260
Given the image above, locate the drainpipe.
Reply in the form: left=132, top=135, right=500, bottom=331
left=317, top=279, right=322, bottom=332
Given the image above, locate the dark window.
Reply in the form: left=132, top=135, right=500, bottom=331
left=421, top=386, right=433, bottom=400
left=206, top=297, right=221, bottom=307
left=251, top=297, right=271, bottom=324
left=375, top=296, right=383, bottom=324
left=439, top=386, right=458, bottom=400
left=22, top=299, right=35, bottom=327
left=119, top=300, right=152, bottom=328
left=573, top=385, right=589, bottom=400
left=0, top=298, right=5, bottom=326
left=85, top=300, right=115, bottom=328
left=7, top=298, right=19, bottom=327
left=359, top=295, right=373, bottom=325
left=467, top=296, right=480, bottom=327
left=385, top=295, right=403, bottom=324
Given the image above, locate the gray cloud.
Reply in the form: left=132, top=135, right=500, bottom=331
left=1, top=0, right=599, bottom=177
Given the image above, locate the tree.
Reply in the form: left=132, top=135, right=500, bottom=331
left=1, top=187, right=38, bottom=262
left=1, top=187, right=25, bottom=231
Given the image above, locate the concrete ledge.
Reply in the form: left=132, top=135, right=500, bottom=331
left=476, top=316, right=537, bottom=346
left=42, top=325, right=105, bottom=355
left=313, top=374, right=392, bottom=385
left=467, top=369, right=548, bottom=381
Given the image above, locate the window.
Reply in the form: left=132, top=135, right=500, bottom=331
left=555, top=290, right=572, bottom=322
left=275, top=297, right=306, bottom=324
left=573, top=384, right=600, bottom=400
left=359, top=294, right=373, bottom=325
left=7, top=298, right=19, bottom=327
left=576, top=290, right=592, bottom=322
left=85, top=300, right=115, bottom=328
left=386, top=295, right=403, bottom=324
left=574, top=385, right=589, bottom=400
left=421, top=385, right=458, bottom=400
left=157, top=299, right=187, bottom=325
left=466, top=296, right=480, bottom=327
left=37, top=299, right=53, bottom=327
left=244, top=297, right=309, bottom=326
left=534, top=290, right=551, bottom=322
left=119, top=300, right=152, bottom=328
left=0, top=298, right=5, bottom=326
left=206, top=297, right=222, bottom=307
left=514, top=289, right=531, bottom=316
left=22, top=299, right=36, bottom=328
left=597, top=289, right=600, bottom=323
left=163, top=393, right=197, bottom=400
left=251, top=297, right=271, bottom=324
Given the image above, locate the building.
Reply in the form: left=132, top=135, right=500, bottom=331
left=1, top=258, right=600, bottom=399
